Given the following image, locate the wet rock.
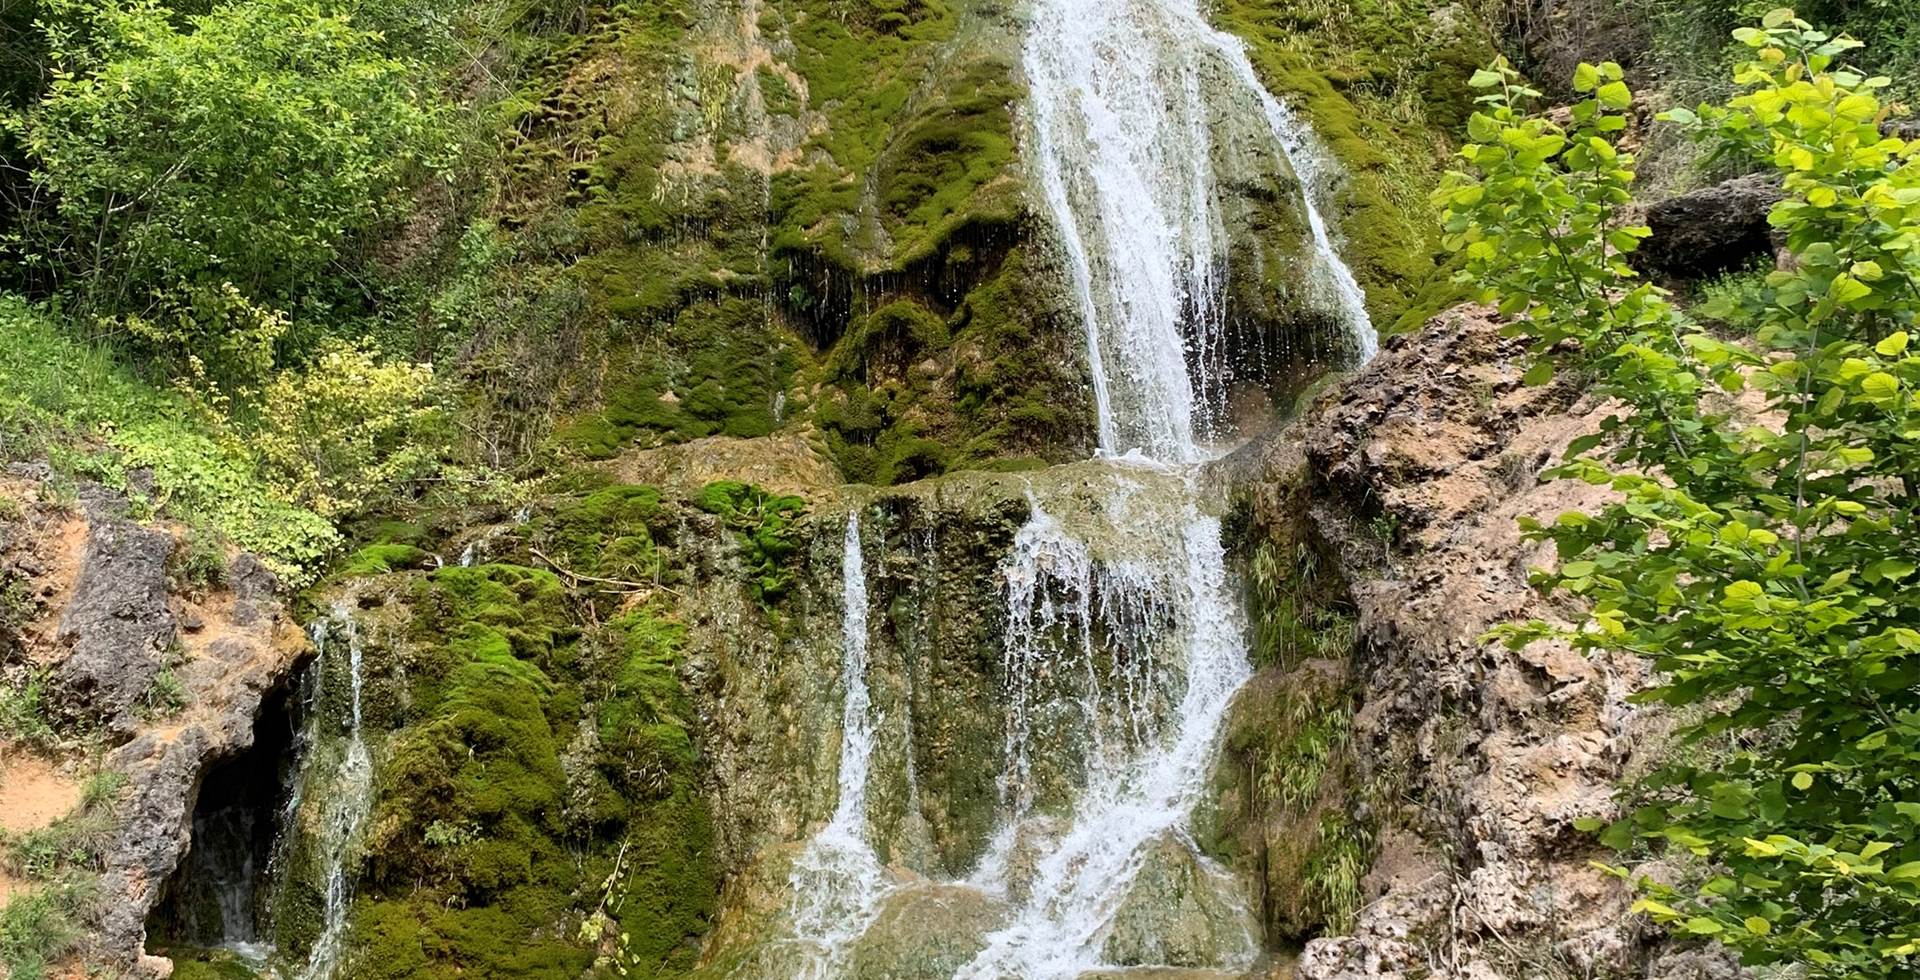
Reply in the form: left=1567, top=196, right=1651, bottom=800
left=1078, top=970, right=1246, bottom=980
left=848, top=883, right=1006, bottom=978
left=1102, top=832, right=1259, bottom=969
left=1634, top=175, right=1783, bottom=282
left=51, top=490, right=178, bottom=733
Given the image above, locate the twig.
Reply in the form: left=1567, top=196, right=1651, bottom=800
left=527, top=546, right=681, bottom=597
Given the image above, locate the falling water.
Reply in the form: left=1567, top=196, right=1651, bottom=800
left=298, top=604, right=376, bottom=980
left=784, top=513, right=892, bottom=976
left=944, top=0, right=1376, bottom=972
left=1026, top=0, right=1374, bottom=460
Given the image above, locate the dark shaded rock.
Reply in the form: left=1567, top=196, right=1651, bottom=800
left=52, top=492, right=178, bottom=734
left=1635, top=175, right=1783, bottom=282
left=227, top=552, right=280, bottom=626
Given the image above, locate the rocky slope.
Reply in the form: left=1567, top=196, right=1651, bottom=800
left=1214, top=307, right=1737, bottom=978
left=0, top=466, right=307, bottom=978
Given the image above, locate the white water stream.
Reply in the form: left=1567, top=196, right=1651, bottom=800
left=948, top=0, right=1376, bottom=972
left=779, top=0, right=1373, bottom=971
left=784, top=513, right=893, bottom=976
left=298, top=604, right=376, bottom=980
left=1026, top=0, right=1373, bottom=460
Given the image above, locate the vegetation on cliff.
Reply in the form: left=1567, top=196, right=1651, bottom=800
left=1443, top=11, right=1920, bottom=975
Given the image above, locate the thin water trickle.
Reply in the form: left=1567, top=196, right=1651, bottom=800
left=784, top=513, right=893, bottom=976
left=297, top=603, right=376, bottom=980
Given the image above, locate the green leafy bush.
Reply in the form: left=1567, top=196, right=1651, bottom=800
left=250, top=339, right=444, bottom=519
left=1440, top=11, right=1920, bottom=975
left=15, top=0, right=451, bottom=314
left=0, top=295, right=338, bottom=579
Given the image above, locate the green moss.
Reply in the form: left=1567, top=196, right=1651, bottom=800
left=693, top=481, right=806, bottom=605
left=1213, top=0, right=1499, bottom=330
left=536, top=483, right=665, bottom=580
left=157, top=949, right=264, bottom=980
left=335, top=543, right=432, bottom=577
left=553, top=297, right=800, bottom=459
left=322, top=556, right=717, bottom=979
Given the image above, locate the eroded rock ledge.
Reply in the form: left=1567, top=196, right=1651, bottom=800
left=1223, top=308, right=1738, bottom=979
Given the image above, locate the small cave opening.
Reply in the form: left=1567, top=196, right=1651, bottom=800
left=146, top=677, right=303, bottom=962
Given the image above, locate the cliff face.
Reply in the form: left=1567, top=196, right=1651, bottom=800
left=7, top=0, right=1675, bottom=977
left=1214, top=308, right=1737, bottom=979
left=0, top=466, right=307, bottom=977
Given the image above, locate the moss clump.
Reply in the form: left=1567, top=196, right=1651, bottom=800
left=693, top=481, right=805, bottom=605
left=334, top=543, right=432, bottom=577
left=536, top=483, right=666, bottom=581
left=811, top=247, right=1093, bottom=485
left=315, top=545, right=716, bottom=978
left=158, top=950, right=265, bottom=980
left=554, top=297, right=801, bottom=459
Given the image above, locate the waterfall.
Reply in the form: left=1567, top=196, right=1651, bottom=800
left=297, top=603, right=376, bottom=980
left=784, top=512, right=892, bottom=975
left=945, top=0, right=1374, bottom=972
left=1025, top=0, right=1374, bottom=460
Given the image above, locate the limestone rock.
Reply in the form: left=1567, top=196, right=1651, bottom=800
left=1101, top=832, right=1259, bottom=969
left=1237, top=306, right=1701, bottom=978
left=51, top=489, right=178, bottom=734
left=848, top=883, right=1006, bottom=979
left=1634, top=175, right=1784, bottom=282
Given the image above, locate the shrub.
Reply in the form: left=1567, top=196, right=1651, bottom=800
left=0, top=294, right=338, bottom=579
left=1441, top=11, right=1920, bottom=975
left=16, top=0, right=451, bottom=314
left=250, top=339, right=444, bottom=520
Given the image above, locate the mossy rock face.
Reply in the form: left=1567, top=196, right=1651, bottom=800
left=285, top=483, right=746, bottom=980
left=486, top=0, right=1093, bottom=482
left=1212, top=0, right=1500, bottom=333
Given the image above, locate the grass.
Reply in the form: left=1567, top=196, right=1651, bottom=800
left=0, top=886, right=85, bottom=980
left=0, top=295, right=338, bottom=581
left=0, top=670, right=57, bottom=749
left=0, top=769, right=119, bottom=980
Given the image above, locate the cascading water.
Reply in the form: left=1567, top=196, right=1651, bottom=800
left=947, top=0, right=1375, bottom=972
left=1025, top=0, right=1375, bottom=460
left=773, top=0, right=1373, bottom=972
left=296, top=604, right=376, bottom=980
left=783, top=513, right=893, bottom=976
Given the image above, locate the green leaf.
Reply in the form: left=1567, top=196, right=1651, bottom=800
left=1573, top=63, right=1600, bottom=93
left=1876, top=331, right=1909, bottom=356
left=1596, top=81, right=1632, bottom=109
left=1863, top=371, right=1900, bottom=399
left=1683, top=916, right=1724, bottom=935
left=1869, top=558, right=1917, bottom=582
left=1523, top=358, right=1555, bottom=386
left=1469, top=68, right=1505, bottom=89
left=1831, top=275, right=1873, bottom=304
left=1744, top=916, right=1772, bottom=935
left=1792, top=772, right=1814, bottom=791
